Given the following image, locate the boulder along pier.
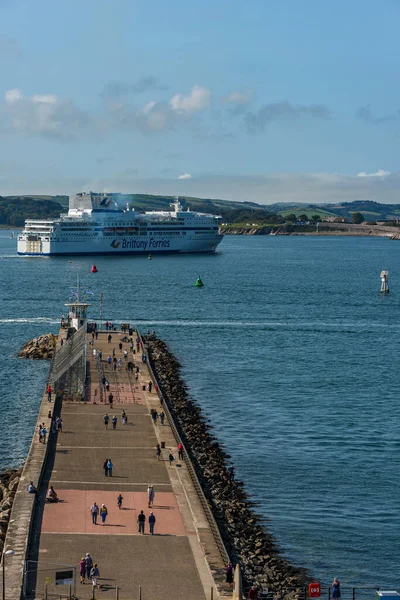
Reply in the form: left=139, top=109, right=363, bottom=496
left=2, top=297, right=308, bottom=600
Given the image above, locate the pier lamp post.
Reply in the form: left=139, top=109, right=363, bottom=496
left=2, top=549, right=15, bottom=600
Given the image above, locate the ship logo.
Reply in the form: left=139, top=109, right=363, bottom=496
left=110, top=239, right=120, bottom=248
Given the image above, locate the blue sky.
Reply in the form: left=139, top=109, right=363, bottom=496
left=0, top=0, right=399, bottom=204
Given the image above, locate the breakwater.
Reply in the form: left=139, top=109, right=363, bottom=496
left=0, top=468, right=22, bottom=553
left=146, top=336, right=309, bottom=594
left=18, top=334, right=57, bottom=360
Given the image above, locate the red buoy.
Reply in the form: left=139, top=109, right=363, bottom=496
left=90, top=265, right=98, bottom=273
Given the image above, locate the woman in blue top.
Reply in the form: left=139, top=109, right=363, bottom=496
left=332, top=578, right=341, bottom=599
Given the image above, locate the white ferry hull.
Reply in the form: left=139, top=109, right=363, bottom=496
left=17, top=234, right=223, bottom=256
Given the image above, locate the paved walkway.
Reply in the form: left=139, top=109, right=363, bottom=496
left=28, top=330, right=225, bottom=599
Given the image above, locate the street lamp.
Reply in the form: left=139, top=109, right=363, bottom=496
left=2, top=549, right=15, bottom=600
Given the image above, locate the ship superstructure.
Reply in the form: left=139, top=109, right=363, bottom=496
left=17, top=192, right=223, bottom=255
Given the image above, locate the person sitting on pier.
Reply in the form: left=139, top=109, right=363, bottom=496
left=46, top=486, right=58, bottom=503
left=27, top=481, right=37, bottom=494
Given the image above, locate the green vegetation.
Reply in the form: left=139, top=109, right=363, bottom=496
left=0, top=197, right=63, bottom=226
left=351, top=212, right=365, bottom=224
left=3, top=193, right=400, bottom=229
left=271, top=204, right=339, bottom=219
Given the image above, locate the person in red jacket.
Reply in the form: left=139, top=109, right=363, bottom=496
left=248, top=585, right=258, bottom=599
left=47, top=384, right=52, bottom=402
left=177, top=442, right=184, bottom=460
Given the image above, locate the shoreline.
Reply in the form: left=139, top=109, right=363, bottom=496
left=220, top=223, right=399, bottom=238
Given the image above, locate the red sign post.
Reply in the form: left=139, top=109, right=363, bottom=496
left=308, top=583, right=321, bottom=598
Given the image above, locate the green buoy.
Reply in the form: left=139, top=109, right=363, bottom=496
left=194, top=276, right=204, bottom=287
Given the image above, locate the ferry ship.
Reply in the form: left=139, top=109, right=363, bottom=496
left=17, top=192, right=223, bottom=256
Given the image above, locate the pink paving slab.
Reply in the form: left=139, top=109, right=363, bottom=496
left=87, top=387, right=146, bottom=405
left=41, top=490, right=186, bottom=536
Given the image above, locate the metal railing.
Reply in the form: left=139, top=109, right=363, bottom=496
left=48, top=327, right=87, bottom=401
left=255, top=586, right=395, bottom=600
left=96, top=353, right=103, bottom=403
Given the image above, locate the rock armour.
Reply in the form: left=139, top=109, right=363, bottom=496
left=146, top=337, right=309, bottom=596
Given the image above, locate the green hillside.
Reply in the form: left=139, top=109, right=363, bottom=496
left=0, top=197, right=63, bottom=226
left=3, top=194, right=400, bottom=228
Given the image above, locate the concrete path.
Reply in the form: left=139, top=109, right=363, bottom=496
left=27, top=330, right=226, bottom=600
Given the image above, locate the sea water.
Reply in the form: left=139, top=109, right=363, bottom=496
left=1, top=231, right=399, bottom=587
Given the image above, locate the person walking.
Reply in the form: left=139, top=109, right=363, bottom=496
left=100, top=504, right=108, bottom=525
left=90, top=502, right=99, bottom=525
left=103, top=459, right=109, bottom=477
left=108, top=393, right=114, bottom=409
left=117, top=494, right=123, bottom=509
left=248, top=585, right=258, bottom=599
left=225, top=562, right=233, bottom=588
left=47, top=384, right=52, bottom=402
left=177, top=442, right=184, bottom=460
left=112, top=415, right=117, bottom=430
left=149, top=511, right=156, bottom=535
left=90, top=563, right=100, bottom=589
left=168, top=452, right=175, bottom=466
left=138, top=510, right=146, bottom=534
left=151, top=409, right=158, bottom=425
left=41, top=425, right=47, bottom=444
left=85, top=553, right=93, bottom=581
left=79, top=557, right=86, bottom=584
left=147, top=485, right=155, bottom=508
left=332, top=578, right=341, bottom=600
left=107, top=458, right=113, bottom=476
left=121, top=410, right=127, bottom=425
left=156, top=444, right=161, bottom=461
left=56, top=417, right=63, bottom=433
left=160, top=411, right=165, bottom=425
left=107, top=333, right=112, bottom=343
left=103, top=413, right=109, bottom=430
left=148, top=380, right=152, bottom=393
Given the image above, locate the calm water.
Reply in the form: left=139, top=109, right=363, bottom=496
left=1, top=231, right=400, bottom=587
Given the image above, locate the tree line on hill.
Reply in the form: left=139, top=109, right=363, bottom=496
left=0, top=197, right=62, bottom=226
left=0, top=195, right=283, bottom=227
left=1, top=194, right=398, bottom=228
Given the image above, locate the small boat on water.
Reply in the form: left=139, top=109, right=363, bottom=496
left=9, top=232, right=14, bottom=239
left=195, top=276, right=204, bottom=287
left=90, top=264, right=98, bottom=273
left=148, top=254, right=152, bottom=260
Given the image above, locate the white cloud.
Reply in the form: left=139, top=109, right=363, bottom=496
left=5, top=89, right=22, bottom=104
left=32, top=94, right=58, bottom=104
left=2, top=88, right=91, bottom=140
left=178, top=173, right=192, bottom=180
left=170, top=85, right=211, bottom=114
left=141, top=101, right=156, bottom=115
left=357, top=169, right=390, bottom=178
left=223, top=90, right=253, bottom=105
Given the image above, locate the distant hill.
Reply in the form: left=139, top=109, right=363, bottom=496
left=0, top=194, right=282, bottom=226
left=0, top=197, right=63, bottom=227
left=2, top=194, right=400, bottom=227
left=324, top=200, right=400, bottom=221
left=268, top=200, right=400, bottom=221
